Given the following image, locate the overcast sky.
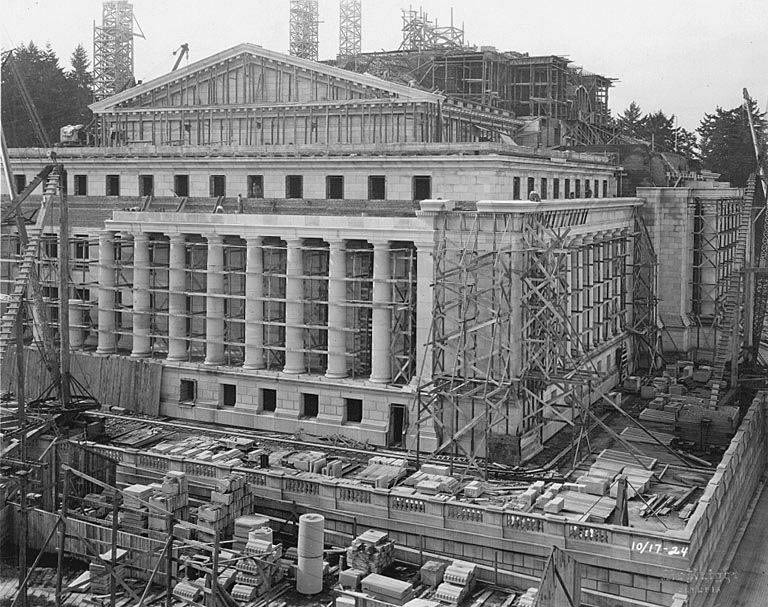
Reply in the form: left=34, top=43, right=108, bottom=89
left=4, top=0, right=766, bottom=131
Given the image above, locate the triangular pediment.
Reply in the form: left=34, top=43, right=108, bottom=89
left=90, top=43, right=440, bottom=113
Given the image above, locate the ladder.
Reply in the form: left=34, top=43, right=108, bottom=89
left=711, top=191, right=753, bottom=385
left=0, top=167, right=60, bottom=359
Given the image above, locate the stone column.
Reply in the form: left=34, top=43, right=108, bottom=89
left=205, top=234, right=225, bottom=365
left=96, top=231, right=116, bottom=354
left=243, top=236, right=265, bottom=370
left=68, top=299, right=85, bottom=349
left=415, top=243, right=434, bottom=382
left=167, top=234, right=188, bottom=361
left=370, top=241, right=391, bottom=383
left=131, top=232, right=151, bottom=357
left=325, top=239, right=347, bottom=378
left=283, top=238, right=305, bottom=374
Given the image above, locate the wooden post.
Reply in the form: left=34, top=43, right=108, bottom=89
left=17, top=471, right=28, bottom=607
left=110, top=490, right=119, bottom=607
left=55, top=469, right=69, bottom=606
left=166, top=515, right=174, bottom=607
left=58, top=169, right=70, bottom=407
left=208, top=529, right=220, bottom=607
left=15, top=315, right=25, bottom=462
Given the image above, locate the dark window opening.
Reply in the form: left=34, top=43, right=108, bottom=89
left=527, top=177, right=535, bottom=197
left=326, top=175, right=344, bottom=199
left=262, top=388, right=277, bottom=412
left=412, top=176, right=431, bottom=201
left=74, top=174, right=87, bottom=196
left=368, top=175, right=386, bottom=200
left=594, top=179, right=600, bottom=198
left=387, top=404, right=407, bottom=447
left=74, top=287, right=90, bottom=301
left=345, top=398, right=363, bottom=424
left=43, top=236, right=58, bottom=258
left=139, top=175, right=154, bottom=197
left=180, top=379, right=196, bottom=403
left=14, top=174, right=26, bottom=194
left=210, top=175, right=226, bottom=197
left=301, top=393, right=319, bottom=418
left=553, top=178, right=560, bottom=199
left=575, top=179, right=581, bottom=198
left=248, top=175, right=264, bottom=198
left=603, top=180, right=608, bottom=198
left=565, top=178, right=571, bottom=198
left=222, top=383, right=236, bottom=407
left=540, top=178, right=548, bottom=199
left=174, top=174, right=190, bottom=197
left=513, top=177, right=521, bottom=200
left=286, top=175, right=303, bottom=199
left=106, top=175, right=120, bottom=196
left=74, top=236, right=89, bottom=260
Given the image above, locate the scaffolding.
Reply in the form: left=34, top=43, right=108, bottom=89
left=417, top=213, right=517, bottom=474
left=289, top=0, right=320, bottom=62
left=338, top=0, right=362, bottom=59
left=93, top=1, right=137, bottom=101
left=399, top=7, right=466, bottom=52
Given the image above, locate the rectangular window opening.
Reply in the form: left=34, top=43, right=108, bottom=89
left=513, top=177, right=521, bottom=200
left=106, top=175, right=120, bottom=196
left=247, top=175, right=264, bottom=198
left=286, top=175, right=303, bottom=199
left=565, top=178, right=571, bottom=198
left=603, top=180, right=608, bottom=198
left=368, top=175, right=386, bottom=200
left=575, top=179, right=581, bottom=198
left=210, top=175, right=226, bottom=197
left=221, top=383, right=236, bottom=407
left=180, top=379, right=196, bottom=403
left=326, top=175, right=344, bottom=199
left=553, top=178, right=560, bottom=199
left=14, top=174, right=26, bottom=194
left=139, top=174, right=154, bottom=197
left=301, top=393, right=319, bottom=418
left=74, top=174, right=87, bottom=196
left=527, top=177, right=536, bottom=198
left=344, top=398, right=363, bottom=424
left=412, top=176, right=431, bottom=201
left=540, top=178, right=548, bottom=199
left=174, top=174, right=190, bottom=197
left=262, top=388, right=277, bottom=412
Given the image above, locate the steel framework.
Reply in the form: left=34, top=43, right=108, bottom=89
left=289, top=0, right=320, bottom=61
left=338, top=0, right=362, bottom=59
left=399, top=8, right=465, bottom=52
left=93, top=1, right=136, bottom=101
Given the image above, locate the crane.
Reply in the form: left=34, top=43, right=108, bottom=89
left=172, top=43, right=189, bottom=71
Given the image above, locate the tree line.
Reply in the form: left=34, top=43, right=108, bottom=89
left=1, top=41, right=765, bottom=187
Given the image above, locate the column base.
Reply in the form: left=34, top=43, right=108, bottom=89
left=325, top=371, right=349, bottom=379
left=242, top=362, right=266, bottom=371
left=130, top=351, right=151, bottom=359
left=369, top=376, right=391, bottom=384
left=95, top=348, right=116, bottom=356
left=283, top=367, right=305, bottom=375
left=167, top=354, right=189, bottom=362
left=204, top=360, right=223, bottom=366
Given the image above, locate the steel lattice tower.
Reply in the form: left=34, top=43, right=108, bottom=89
left=93, top=1, right=135, bottom=100
left=289, top=0, right=320, bottom=61
left=339, top=0, right=361, bottom=58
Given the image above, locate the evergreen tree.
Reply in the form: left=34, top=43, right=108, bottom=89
left=698, top=101, right=766, bottom=186
left=67, top=44, right=94, bottom=125
left=637, top=110, right=677, bottom=152
left=2, top=42, right=93, bottom=147
left=617, top=101, right=643, bottom=139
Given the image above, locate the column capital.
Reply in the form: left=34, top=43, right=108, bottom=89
left=99, top=231, right=116, bottom=243
left=327, top=238, right=345, bottom=248
left=169, top=233, right=186, bottom=245
left=132, top=231, right=149, bottom=243
left=206, top=233, right=224, bottom=245
left=371, top=239, right=391, bottom=249
left=245, top=235, right=264, bottom=246
left=285, top=237, right=304, bottom=247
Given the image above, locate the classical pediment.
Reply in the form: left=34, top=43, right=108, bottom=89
left=90, top=43, right=440, bottom=114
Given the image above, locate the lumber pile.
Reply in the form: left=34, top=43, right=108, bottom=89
left=122, top=483, right=154, bottom=531
left=89, top=548, right=127, bottom=594
left=403, top=464, right=461, bottom=495
left=355, top=456, right=408, bottom=488
left=361, top=573, right=415, bottom=606
left=619, top=426, right=676, bottom=446
left=518, top=588, right=539, bottom=606
left=346, top=530, right=395, bottom=574
left=559, top=491, right=616, bottom=523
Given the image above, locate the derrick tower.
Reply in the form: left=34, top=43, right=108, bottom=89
left=339, top=0, right=362, bottom=59
left=93, top=1, right=136, bottom=100
left=289, top=0, right=320, bottom=61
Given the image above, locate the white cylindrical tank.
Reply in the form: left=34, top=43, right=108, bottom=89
left=296, top=512, right=325, bottom=594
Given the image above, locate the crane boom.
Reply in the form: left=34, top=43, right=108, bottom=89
left=172, top=43, right=189, bottom=71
